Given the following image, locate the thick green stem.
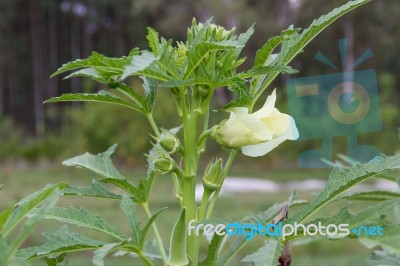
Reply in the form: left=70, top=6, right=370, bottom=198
left=205, top=150, right=237, bottom=218
left=180, top=87, right=200, bottom=265
left=142, top=203, right=168, bottom=266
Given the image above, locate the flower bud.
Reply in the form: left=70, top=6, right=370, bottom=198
left=154, top=157, right=176, bottom=174
left=158, top=130, right=181, bottom=154
left=202, top=159, right=224, bottom=191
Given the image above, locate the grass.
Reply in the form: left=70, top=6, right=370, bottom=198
left=0, top=163, right=383, bottom=265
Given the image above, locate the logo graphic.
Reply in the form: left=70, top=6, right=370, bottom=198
left=286, top=39, right=382, bottom=168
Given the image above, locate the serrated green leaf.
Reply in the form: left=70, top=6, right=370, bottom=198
left=146, top=27, right=160, bottom=56
left=121, top=51, right=157, bottom=80
left=1, top=184, right=66, bottom=237
left=17, top=225, right=105, bottom=260
left=141, top=77, right=158, bottom=113
left=302, top=199, right=400, bottom=236
left=236, top=24, right=254, bottom=55
left=99, top=178, right=144, bottom=203
left=184, top=41, right=239, bottom=79
left=93, top=242, right=123, bottom=266
left=289, top=154, right=400, bottom=224
left=120, top=196, right=142, bottom=246
left=252, top=0, right=371, bottom=103
left=253, top=27, right=299, bottom=68
left=51, top=50, right=139, bottom=81
left=43, top=253, right=68, bottom=266
left=360, top=225, right=400, bottom=253
left=217, top=197, right=305, bottom=266
left=200, top=233, right=224, bottom=266
left=366, top=250, right=400, bottom=266
left=45, top=90, right=145, bottom=114
left=241, top=239, right=283, bottom=266
left=141, top=208, right=167, bottom=248
left=336, top=191, right=400, bottom=202
left=63, top=180, right=121, bottom=199
left=241, top=65, right=298, bottom=79
left=62, top=144, right=125, bottom=180
left=5, top=192, right=60, bottom=264
left=45, top=207, right=125, bottom=241
left=64, top=67, right=105, bottom=83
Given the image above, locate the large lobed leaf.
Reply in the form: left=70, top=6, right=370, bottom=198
left=1, top=184, right=66, bottom=237
left=45, top=207, right=125, bottom=241
left=241, top=239, right=283, bottom=266
left=289, top=154, right=400, bottom=224
left=251, top=0, right=371, bottom=103
left=62, top=144, right=124, bottom=180
left=45, top=90, right=146, bottom=114
left=17, top=225, right=105, bottom=260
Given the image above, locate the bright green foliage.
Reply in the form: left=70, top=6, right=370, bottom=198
left=45, top=207, right=125, bottom=241
left=5, top=0, right=386, bottom=265
left=289, top=154, right=400, bottom=224
left=241, top=239, right=283, bottom=266
left=365, top=250, right=400, bottom=266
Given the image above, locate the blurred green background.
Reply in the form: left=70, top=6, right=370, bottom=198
left=0, top=0, right=399, bottom=265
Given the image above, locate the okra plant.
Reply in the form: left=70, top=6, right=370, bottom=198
left=1, top=0, right=400, bottom=265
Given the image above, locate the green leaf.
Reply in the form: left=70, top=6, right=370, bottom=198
left=146, top=27, right=160, bottom=56
left=121, top=51, right=157, bottom=80
left=360, top=225, right=400, bottom=253
left=1, top=184, right=66, bottom=237
left=217, top=197, right=305, bottom=266
left=336, top=191, right=400, bottom=202
left=365, top=250, right=400, bottom=266
left=241, top=65, right=298, bottom=79
left=241, top=239, right=283, bottom=266
left=45, top=207, right=125, bottom=241
left=184, top=41, right=239, bottom=78
left=236, top=24, right=254, bottom=54
left=252, top=0, right=371, bottom=102
left=17, top=225, right=105, bottom=260
left=141, top=76, right=158, bottom=113
left=4, top=192, right=60, bottom=264
left=93, top=242, right=123, bottom=266
left=51, top=50, right=139, bottom=80
left=253, top=27, right=299, bottom=68
left=114, top=82, right=146, bottom=108
left=199, top=233, right=224, bottom=266
left=141, top=208, right=167, bottom=248
left=99, top=176, right=153, bottom=204
left=45, top=90, right=145, bottom=114
left=63, top=180, right=121, bottom=200
left=120, top=196, right=142, bottom=246
left=62, top=144, right=125, bottom=180
left=289, top=154, right=400, bottom=224
left=43, top=253, right=68, bottom=266
left=304, top=199, right=400, bottom=235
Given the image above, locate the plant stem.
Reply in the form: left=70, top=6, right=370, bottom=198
left=147, top=113, right=161, bottom=137
left=205, top=150, right=237, bottom=218
left=180, top=87, right=200, bottom=265
left=138, top=251, right=155, bottom=266
left=198, top=188, right=213, bottom=221
left=142, top=203, right=168, bottom=266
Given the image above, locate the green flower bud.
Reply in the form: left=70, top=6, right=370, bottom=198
left=154, top=157, right=176, bottom=174
left=202, top=159, right=224, bottom=191
left=158, top=130, right=181, bottom=154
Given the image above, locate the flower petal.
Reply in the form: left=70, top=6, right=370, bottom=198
left=253, top=89, right=277, bottom=119
left=218, top=109, right=272, bottom=147
left=241, top=117, right=299, bottom=157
